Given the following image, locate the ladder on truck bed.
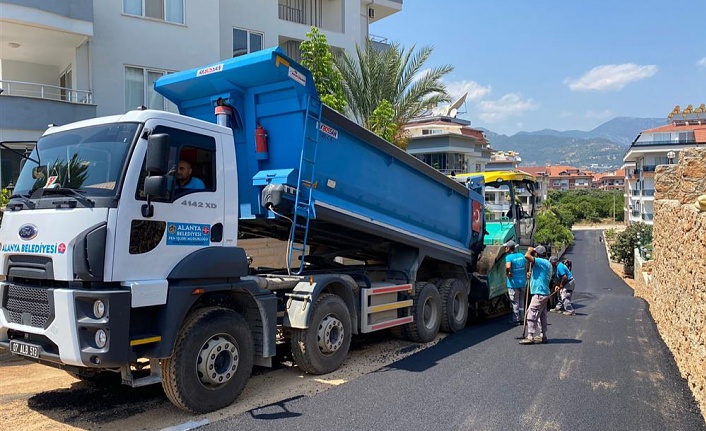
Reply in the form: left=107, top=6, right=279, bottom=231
left=287, top=96, right=322, bottom=274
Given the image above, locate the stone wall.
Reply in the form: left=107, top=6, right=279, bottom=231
left=239, top=238, right=290, bottom=269
left=636, top=147, right=706, bottom=417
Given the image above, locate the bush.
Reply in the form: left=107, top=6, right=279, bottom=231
left=0, top=189, right=9, bottom=225
left=609, top=223, right=652, bottom=277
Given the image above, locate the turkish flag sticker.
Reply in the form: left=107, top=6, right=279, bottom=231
left=472, top=201, right=482, bottom=233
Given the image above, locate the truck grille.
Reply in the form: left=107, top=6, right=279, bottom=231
left=4, top=284, right=52, bottom=328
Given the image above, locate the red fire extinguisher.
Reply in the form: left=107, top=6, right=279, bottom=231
left=255, top=123, right=268, bottom=160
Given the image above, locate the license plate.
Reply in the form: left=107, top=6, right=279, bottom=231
left=9, top=340, right=40, bottom=359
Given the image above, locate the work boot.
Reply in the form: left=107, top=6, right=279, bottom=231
left=519, top=334, right=537, bottom=345
left=534, top=335, right=548, bottom=344
left=549, top=308, right=562, bottom=313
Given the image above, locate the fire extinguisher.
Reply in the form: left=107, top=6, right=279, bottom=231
left=255, top=123, right=269, bottom=160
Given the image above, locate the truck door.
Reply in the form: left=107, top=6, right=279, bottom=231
left=111, top=121, right=225, bottom=282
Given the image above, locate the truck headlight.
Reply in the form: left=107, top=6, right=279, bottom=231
left=95, top=329, right=107, bottom=348
left=93, top=300, right=105, bottom=318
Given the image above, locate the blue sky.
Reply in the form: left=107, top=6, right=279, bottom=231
left=370, top=1, right=706, bottom=135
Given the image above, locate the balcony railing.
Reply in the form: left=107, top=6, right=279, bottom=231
left=633, top=140, right=696, bottom=147
left=0, top=80, right=92, bottom=104
left=631, top=190, right=640, bottom=196
left=643, top=189, right=655, bottom=197
left=631, top=211, right=640, bottom=217
left=278, top=1, right=322, bottom=27
left=642, top=165, right=657, bottom=172
left=642, top=214, right=654, bottom=221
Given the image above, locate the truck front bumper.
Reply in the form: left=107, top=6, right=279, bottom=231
left=0, top=281, right=131, bottom=368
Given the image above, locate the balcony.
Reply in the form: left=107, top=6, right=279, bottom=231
left=631, top=190, right=640, bottom=196
left=642, top=214, right=654, bottom=221
left=1, top=80, right=92, bottom=104
left=278, top=0, right=344, bottom=32
left=0, top=93, right=96, bottom=136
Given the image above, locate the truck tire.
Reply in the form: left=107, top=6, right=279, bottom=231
left=439, top=278, right=468, bottom=333
left=291, top=293, right=352, bottom=375
left=161, top=307, right=253, bottom=413
left=405, top=282, right=441, bottom=343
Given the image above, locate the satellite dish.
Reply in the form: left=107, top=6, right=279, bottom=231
left=448, top=92, right=467, bottom=114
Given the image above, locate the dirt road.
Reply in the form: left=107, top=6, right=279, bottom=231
left=0, top=333, right=441, bottom=431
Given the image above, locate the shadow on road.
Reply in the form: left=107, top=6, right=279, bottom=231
left=379, top=318, right=510, bottom=374
left=248, top=396, right=305, bottom=421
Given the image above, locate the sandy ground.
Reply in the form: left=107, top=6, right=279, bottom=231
left=0, top=332, right=444, bottom=431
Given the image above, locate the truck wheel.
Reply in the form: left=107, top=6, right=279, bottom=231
left=291, top=294, right=351, bottom=375
left=405, top=282, right=441, bottom=343
left=162, top=307, right=253, bottom=413
left=439, top=278, right=468, bottom=333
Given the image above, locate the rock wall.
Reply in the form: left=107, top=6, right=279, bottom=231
left=636, top=147, right=706, bottom=417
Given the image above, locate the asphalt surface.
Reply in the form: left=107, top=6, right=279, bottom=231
left=203, top=230, right=706, bottom=431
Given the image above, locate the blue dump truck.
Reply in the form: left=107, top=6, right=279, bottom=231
left=0, top=48, right=485, bottom=413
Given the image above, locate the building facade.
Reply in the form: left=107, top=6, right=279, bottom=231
left=0, top=0, right=403, bottom=188
left=520, top=165, right=593, bottom=192
left=622, top=104, right=706, bottom=225
left=404, top=116, right=491, bottom=175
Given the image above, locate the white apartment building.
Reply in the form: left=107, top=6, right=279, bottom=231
left=622, top=104, right=706, bottom=225
left=0, top=0, right=403, bottom=188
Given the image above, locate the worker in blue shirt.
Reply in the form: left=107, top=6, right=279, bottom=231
left=176, top=160, right=206, bottom=191
left=504, top=240, right=526, bottom=326
left=520, top=245, right=551, bottom=344
left=550, top=256, right=576, bottom=316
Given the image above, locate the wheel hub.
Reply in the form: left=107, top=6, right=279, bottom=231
left=317, top=315, right=344, bottom=353
left=197, top=335, right=239, bottom=386
left=423, top=296, right=439, bottom=330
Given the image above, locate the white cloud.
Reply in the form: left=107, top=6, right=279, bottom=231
left=476, top=93, right=539, bottom=123
left=698, top=57, right=706, bottom=68
left=443, top=79, right=492, bottom=102
left=584, top=109, right=614, bottom=120
left=559, top=111, right=573, bottom=118
left=565, top=63, right=657, bottom=92
left=413, top=68, right=431, bottom=82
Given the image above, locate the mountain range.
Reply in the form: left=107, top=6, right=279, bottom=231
left=480, top=117, right=666, bottom=169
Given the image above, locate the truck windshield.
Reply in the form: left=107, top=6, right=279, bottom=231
left=13, top=123, right=139, bottom=198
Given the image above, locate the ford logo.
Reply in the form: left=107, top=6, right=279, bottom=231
left=19, top=224, right=38, bottom=241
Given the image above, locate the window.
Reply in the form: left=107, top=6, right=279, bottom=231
left=421, top=129, right=443, bottom=135
left=125, top=66, right=177, bottom=112
left=123, top=0, right=184, bottom=24
left=136, top=126, right=217, bottom=201
left=233, top=28, right=264, bottom=57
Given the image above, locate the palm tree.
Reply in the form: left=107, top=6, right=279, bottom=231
left=336, top=41, right=453, bottom=146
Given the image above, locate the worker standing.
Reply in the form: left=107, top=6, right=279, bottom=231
left=520, top=245, right=552, bottom=344
left=549, top=257, right=576, bottom=316
left=504, top=240, right=526, bottom=326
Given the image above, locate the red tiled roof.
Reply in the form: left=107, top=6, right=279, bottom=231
left=644, top=123, right=706, bottom=133
left=695, top=129, right=706, bottom=143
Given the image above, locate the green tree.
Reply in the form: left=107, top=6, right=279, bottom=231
left=299, top=27, right=347, bottom=113
left=368, top=99, right=398, bottom=143
left=0, top=188, right=9, bottom=225
left=609, top=222, right=652, bottom=276
left=534, top=211, right=574, bottom=249
left=337, top=41, right=453, bottom=147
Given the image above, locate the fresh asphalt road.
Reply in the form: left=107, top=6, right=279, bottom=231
left=203, top=230, right=706, bottom=431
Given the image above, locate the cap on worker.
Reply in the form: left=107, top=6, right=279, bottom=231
left=534, top=245, right=547, bottom=256
left=549, top=256, right=559, bottom=263
left=503, top=240, right=516, bottom=248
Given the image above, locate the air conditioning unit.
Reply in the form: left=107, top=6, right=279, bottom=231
left=368, top=7, right=375, bottom=19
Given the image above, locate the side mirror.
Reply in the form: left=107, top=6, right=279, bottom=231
left=146, top=134, right=170, bottom=175
left=144, top=176, right=168, bottom=199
